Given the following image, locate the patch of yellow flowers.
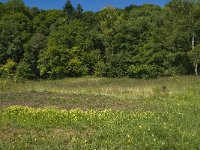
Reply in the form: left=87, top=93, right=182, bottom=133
left=1, top=105, right=156, bottom=127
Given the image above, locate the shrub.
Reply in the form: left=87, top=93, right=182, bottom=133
left=0, top=59, right=17, bottom=78
left=128, top=64, right=162, bottom=79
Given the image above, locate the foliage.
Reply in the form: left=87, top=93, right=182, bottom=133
left=32, top=10, right=65, bottom=35
left=1, top=0, right=200, bottom=79
left=16, top=33, right=46, bottom=79
left=38, top=46, right=71, bottom=79
left=188, top=44, right=200, bottom=65
left=63, top=0, right=75, bottom=18
left=128, top=64, right=162, bottom=79
left=76, top=3, right=83, bottom=17
left=0, top=12, right=31, bottom=64
left=0, top=59, right=17, bottom=78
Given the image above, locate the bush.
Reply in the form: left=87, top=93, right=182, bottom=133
left=0, top=59, right=17, bottom=78
left=68, top=58, right=88, bottom=77
left=128, top=64, right=162, bottom=79
left=96, top=51, right=130, bottom=77
left=15, top=60, right=35, bottom=79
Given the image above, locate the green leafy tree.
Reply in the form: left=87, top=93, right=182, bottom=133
left=0, top=2, right=5, bottom=18
left=38, top=46, right=70, bottom=79
left=33, top=10, right=65, bottom=35
left=63, top=0, right=75, bottom=18
left=98, top=7, right=131, bottom=77
left=75, top=3, right=84, bottom=19
left=30, top=7, right=40, bottom=17
left=82, top=49, right=102, bottom=75
left=38, top=20, right=92, bottom=78
left=167, top=0, right=200, bottom=49
left=5, top=0, right=31, bottom=17
left=76, top=4, right=83, bottom=14
left=38, top=46, right=87, bottom=78
left=16, top=33, right=46, bottom=79
left=0, top=12, right=31, bottom=65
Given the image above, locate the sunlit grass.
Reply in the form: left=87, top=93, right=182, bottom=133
left=1, top=76, right=199, bottom=96
left=0, top=105, right=199, bottom=149
left=0, top=76, right=200, bottom=149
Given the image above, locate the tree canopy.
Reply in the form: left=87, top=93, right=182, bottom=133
left=0, top=0, right=200, bottom=79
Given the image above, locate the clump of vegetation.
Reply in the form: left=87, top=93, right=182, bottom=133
left=0, top=59, right=17, bottom=79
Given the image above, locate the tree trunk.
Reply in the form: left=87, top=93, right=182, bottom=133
left=195, top=63, right=198, bottom=76
left=192, top=32, right=195, bottom=50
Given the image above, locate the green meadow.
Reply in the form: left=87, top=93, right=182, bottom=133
left=0, top=76, right=200, bottom=149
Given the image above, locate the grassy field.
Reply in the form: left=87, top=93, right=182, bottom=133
left=0, top=76, right=200, bottom=149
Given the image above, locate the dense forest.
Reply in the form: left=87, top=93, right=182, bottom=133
left=0, top=0, right=200, bottom=79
